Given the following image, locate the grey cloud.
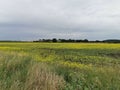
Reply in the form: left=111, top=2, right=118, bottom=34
left=0, top=0, right=120, bottom=40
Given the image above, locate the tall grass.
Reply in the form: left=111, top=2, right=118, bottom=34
left=0, top=51, right=65, bottom=90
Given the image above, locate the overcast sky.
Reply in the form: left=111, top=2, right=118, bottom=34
left=0, top=0, right=120, bottom=40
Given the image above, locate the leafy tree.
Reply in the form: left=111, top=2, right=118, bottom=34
left=52, top=38, right=57, bottom=42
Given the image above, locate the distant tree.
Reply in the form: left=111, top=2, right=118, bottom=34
left=39, top=39, right=42, bottom=42
left=76, top=40, right=82, bottom=42
left=95, top=40, right=100, bottom=42
left=52, top=38, right=57, bottom=42
left=59, top=39, right=66, bottom=42
left=83, top=39, right=89, bottom=42
left=103, top=39, right=120, bottom=43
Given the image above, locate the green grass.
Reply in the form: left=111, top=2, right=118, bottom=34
left=0, top=51, right=65, bottom=90
left=0, top=42, right=120, bottom=90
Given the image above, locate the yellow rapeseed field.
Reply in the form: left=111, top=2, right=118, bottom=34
left=0, top=42, right=120, bottom=90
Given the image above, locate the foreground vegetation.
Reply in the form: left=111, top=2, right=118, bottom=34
left=0, top=43, right=120, bottom=90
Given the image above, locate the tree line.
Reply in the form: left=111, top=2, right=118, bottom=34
left=0, top=39, right=120, bottom=43
left=33, top=38, right=120, bottom=43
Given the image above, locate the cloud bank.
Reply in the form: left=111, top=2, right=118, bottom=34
left=0, top=0, right=120, bottom=40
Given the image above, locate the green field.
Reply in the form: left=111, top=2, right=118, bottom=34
left=0, top=43, right=120, bottom=90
